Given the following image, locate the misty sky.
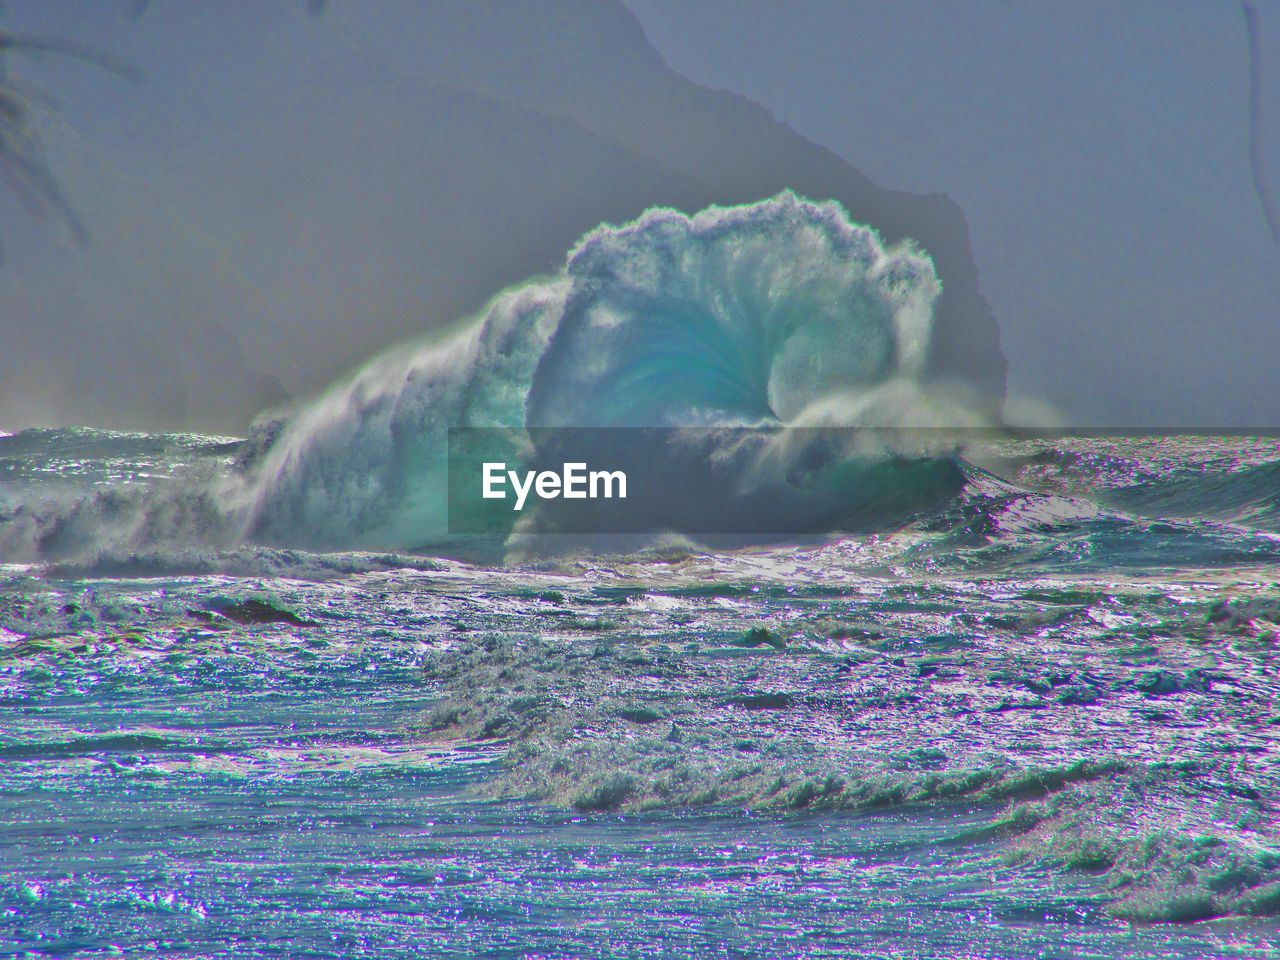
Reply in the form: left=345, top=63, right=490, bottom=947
left=626, top=0, right=1280, bottom=425
left=1, top=1, right=1277, bottom=430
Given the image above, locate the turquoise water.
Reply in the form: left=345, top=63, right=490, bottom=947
left=2, top=428, right=1280, bottom=958
left=3, top=644, right=1276, bottom=959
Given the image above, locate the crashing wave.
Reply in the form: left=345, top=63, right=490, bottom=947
left=242, top=193, right=981, bottom=552
left=0, top=194, right=1000, bottom=563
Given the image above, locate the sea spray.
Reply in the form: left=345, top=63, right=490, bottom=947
left=0, top=195, right=994, bottom=562
left=243, top=193, right=976, bottom=552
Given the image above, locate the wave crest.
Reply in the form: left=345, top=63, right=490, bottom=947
left=245, top=193, right=962, bottom=551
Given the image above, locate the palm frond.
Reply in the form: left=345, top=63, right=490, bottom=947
left=0, top=33, right=142, bottom=82
left=0, top=29, right=140, bottom=254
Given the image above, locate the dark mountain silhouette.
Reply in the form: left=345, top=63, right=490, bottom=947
left=366, top=0, right=1004, bottom=400
left=0, top=0, right=1002, bottom=432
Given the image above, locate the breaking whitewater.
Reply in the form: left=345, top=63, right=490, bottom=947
left=2, top=197, right=1279, bottom=958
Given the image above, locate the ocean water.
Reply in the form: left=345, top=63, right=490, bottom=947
left=2, top=198, right=1279, bottom=957
left=2, top=427, right=1279, bottom=959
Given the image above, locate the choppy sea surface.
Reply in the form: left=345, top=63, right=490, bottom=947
left=2, top=427, right=1279, bottom=959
